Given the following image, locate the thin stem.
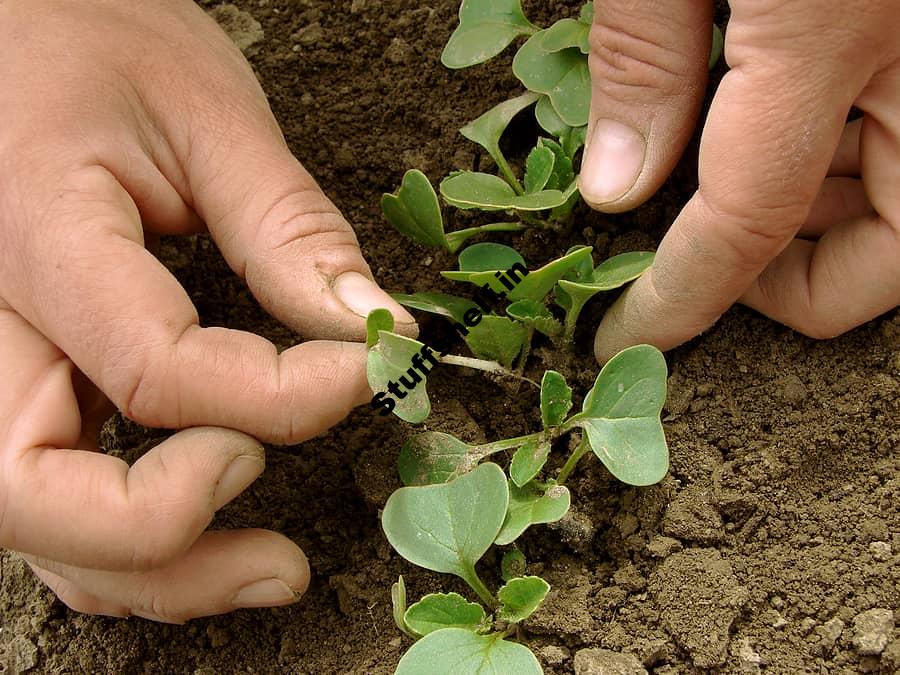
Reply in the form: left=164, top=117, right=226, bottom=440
left=557, top=433, right=590, bottom=485
left=495, top=151, right=525, bottom=196
left=471, top=431, right=545, bottom=459
left=563, top=298, right=587, bottom=344
left=517, top=327, right=534, bottom=374
left=440, top=354, right=540, bottom=389
left=461, top=564, right=496, bottom=609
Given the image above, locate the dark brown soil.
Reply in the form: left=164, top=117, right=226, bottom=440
left=2, top=1, right=898, bottom=674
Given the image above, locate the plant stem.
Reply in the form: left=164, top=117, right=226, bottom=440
left=495, top=152, right=525, bottom=196
left=556, top=434, right=591, bottom=485
left=439, top=354, right=539, bottom=388
left=563, top=298, right=587, bottom=343
left=461, top=564, right=496, bottom=609
left=470, top=431, right=545, bottom=459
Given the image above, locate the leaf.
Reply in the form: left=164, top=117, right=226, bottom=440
left=509, top=438, right=551, bottom=488
left=709, top=23, right=724, bottom=71
left=460, top=92, right=540, bottom=175
left=395, top=628, right=542, bottom=675
left=591, top=251, right=655, bottom=288
left=513, top=34, right=590, bottom=127
left=560, top=124, right=587, bottom=159
left=497, top=576, right=550, bottom=623
left=367, top=330, right=431, bottom=424
left=381, top=169, right=447, bottom=249
left=398, top=432, right=474, bottom=486
left=459, top=242, right=526, bottom=272
left=574, top=345, right=668, bottom=486
left=562, top=245, right=594, bottom=282
left=501, top=548, right=527, bottom=582
left=445, top=222, right=527, bottom=253
left=392, top=576, right=418, bottom=638
left=523, top=145, right=555, bottom=193
left=392, top=292, right=479, bottom=324
left=508, top=245, right=592, bottom=302
left=540, top=370, right=572, bottom=428
left=534, top=95, right=569, bottom=137
left=465, top=315, right=529, bottom=368
left=579, top=2, right=595, bottom=25
left=538, top=138, right=574, bottom=190
left=366, top=308, right=395, bottom=349
left=506, top=299, right=563, bottom=338
left=404, top=593, right=487, bottom=636
left=382, top=463, right=509, bottom=586
left=540, top=18, right=589, bottom=54
left=441, top=0, right=538, bottom=69
left=495, top=482, right=571, bottom=545
left=440, top=171, right=575, bottom=211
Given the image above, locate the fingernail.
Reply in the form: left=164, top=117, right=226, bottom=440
left=333, top=271, right=415, bottom=324
left=232, top=578, right=302, bottom=608
left=213, top=454, right=264, bottom=510
left=580, top=119, right=646, bottom=204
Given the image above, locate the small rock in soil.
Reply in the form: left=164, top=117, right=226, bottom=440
left=881, top=638, right=900, bottom=671
left=813, top=617, right=844, bottom=655
left=385, top=38, right=412, bottom=64
left=851, top=608, right=894, bottom=655
left=734, top=637, right=763, bottom=672
left=11, top=636, right=38, bottom=672
left=613, top=565, right=647, bottom=593
left=208, top=4, right=264, bottom=53
left=662, top=485, right=724, bottom=545
left=777, top=374, right=808, bottom=405
left=537, top=645, right=570, bottom=666
left=868, top=540, right=892, bottom=561
left=629, top=638, right=670, bottom=667
left=646, top=536, right=682, bottom=558
left=573, top=648, right=647, bottom=675
left=649, top=549, right=748, bottom=668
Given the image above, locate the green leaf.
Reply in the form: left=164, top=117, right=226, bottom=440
left=398, top=432, right=474, bottom=486
left=367, top=330, right=431, bottom=424
left=381, top=169, right=447, bottom=249
left=508, top=245, right=592, bottom=302
left=459, top=242, right=526, bottom=272
left=500, top=548, right=527, bottom=582
left=562, top=244, right=594, bottom=282
left=460, top=92, right=540, bottom=176
left=591, top=251, right=655, bottom=288
left=523, top=145, right=555, bottom=193
left=513, top=34, right=590, bottom=127
left=560, top=124, right=587, bottom=159
left=441, top=0, right=538, bottom=69
left=574, top=345, right=669, bottom=486
left=382, top=463, right=509, bottom=589
left=392, top=576, right=418, bottom=638
left=440, top=171, right=575, bottom=211
left=538, top=138, right=574, bottom=190
left=497, top=576, right=550, bottom=623
left=404, top=593, right=487, bottom=636
left=366, top=308, right=395, bottom=349
left=579, top=2, right=594, bottom=25
left=395, top=628, right=542, bottom=675
left=506, top=299, right=563, bottom=338
left=509, top=438, right=551, bottom=488
left=540, top=18, right=590, bottom=54
left=392, top=292, right=479, bottom=324
left=534, top=95, right=569, bottom=137
left=709, top=23, right=724, bottom=71
left=465, top=315, right=529, bottom=368
left=495, top=482, right=571, bottom=545
left=445, top=222, right=527, bottom=253
left=540, top=370, right=572, bottom=428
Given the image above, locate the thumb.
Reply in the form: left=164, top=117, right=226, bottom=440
left=580, top=0, right=713, bottom=212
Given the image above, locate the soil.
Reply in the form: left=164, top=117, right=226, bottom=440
left=1, top=1, right=898, bottom=674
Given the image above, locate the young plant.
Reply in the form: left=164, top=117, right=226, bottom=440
left=382, top=347, right=669, bottom=673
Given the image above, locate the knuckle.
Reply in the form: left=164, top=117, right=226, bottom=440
left=258, top=188, right=357, bottom=253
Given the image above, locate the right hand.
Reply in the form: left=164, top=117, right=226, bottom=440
left=0, top=0, right=412, bottom=622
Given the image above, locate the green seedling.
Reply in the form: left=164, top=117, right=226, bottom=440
left=382, top=349, right=669, bottom=674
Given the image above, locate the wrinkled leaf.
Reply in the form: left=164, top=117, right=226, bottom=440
left=445, top=222, right=527, bottom=253
left=523, top=145, right=555, bottom=193
left=367, top=329, right=431, bottom=424
left=398, top=432, right=474, bottom=486
left=392, top=576, right=418, bottom=638
left=501, top=548, right=527, bottom=582
left=366, top=308, right=395, bottom=349
left=540, top=18, right=590, bottom=54
left=404, top=593, right=487, bottom=636
left=460, top=92, right=540, bottom=174
left=441, top=171, right=575, bottom=211
left=509, top=438, right=551, bottom=488
left=538, top=138, right=574, bottom=190
left=442, top=0, right=538, bottom=69
left=540, top=370, right=572, bottom=428
left=534, top=95, right=569, bottom=137
left=573, top=345, right=668, bottom=486
left=382, top=463, right=509, bottom=586
left=497, top=576, right=550, bottom=623
left=465, top=315, right=529, bottom=368
left=513, top=34, right=590, bottom=127
left=709, top=23, right=724, bottom=70
left=381, top=169, right=447, bottom=249
left=392, top=291, right=479, bottom=324
left=506, top=299, right=563, bottom=338
left=495, top=482, right=571, bottom=545
left=395, top=628, right=542, bottom=675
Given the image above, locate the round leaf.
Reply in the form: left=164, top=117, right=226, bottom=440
left=513, top=34, right=590, bottom=127
left=398, top=432, right=474, bottom=486
left=590, top=251, right=655, bottom=289
left=540, top=18, right=589, bottom=54
left=367, top=331, right=431, bottom=424
left=395, top=628, right=542, bottom=675
left=458, top=243, right=526, bottom=273
left=540, top=370, right=572, bottom=428
left=501, top=548, right=527, bottom=582
left=576, top=345, right=668, bottom=486
left=392, top=292, right=479, bottom=324
left=404, top=593, right=487, bottom=636
left=382, top=463, right=509, bottom=581
left=535, top=95, right=569, bottom=137
left=441, top=0, right=538, bottom=69
left=495, top=482, right=571, bottom=545
left=381, top=170, right=447, bottom=249
left=366, top=308, right=395, bottom=349
left=440, top=171, right=574, bottom=211
left=497, top=576, right=550, bottom=623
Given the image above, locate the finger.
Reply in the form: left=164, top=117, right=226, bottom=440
left=829, top=118, right=862, bottom=177
left=27, top=561, right=129, bottom=618
left=1, top=166, right=372, bottom=444
left=580, top=0, right=713, bottom=211
left=800, top=177, right=872, bottom=238
left=25, top=529, right=309, bottom=623
left=594, top=32, right=868, bottom=361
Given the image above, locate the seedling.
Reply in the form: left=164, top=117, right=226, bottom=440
left=382, top=347, right=669, bottom=673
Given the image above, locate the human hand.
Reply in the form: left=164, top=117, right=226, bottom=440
left=580, top=0, right=900, bottom=361
left=0, top=0, right=413, bottom=622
